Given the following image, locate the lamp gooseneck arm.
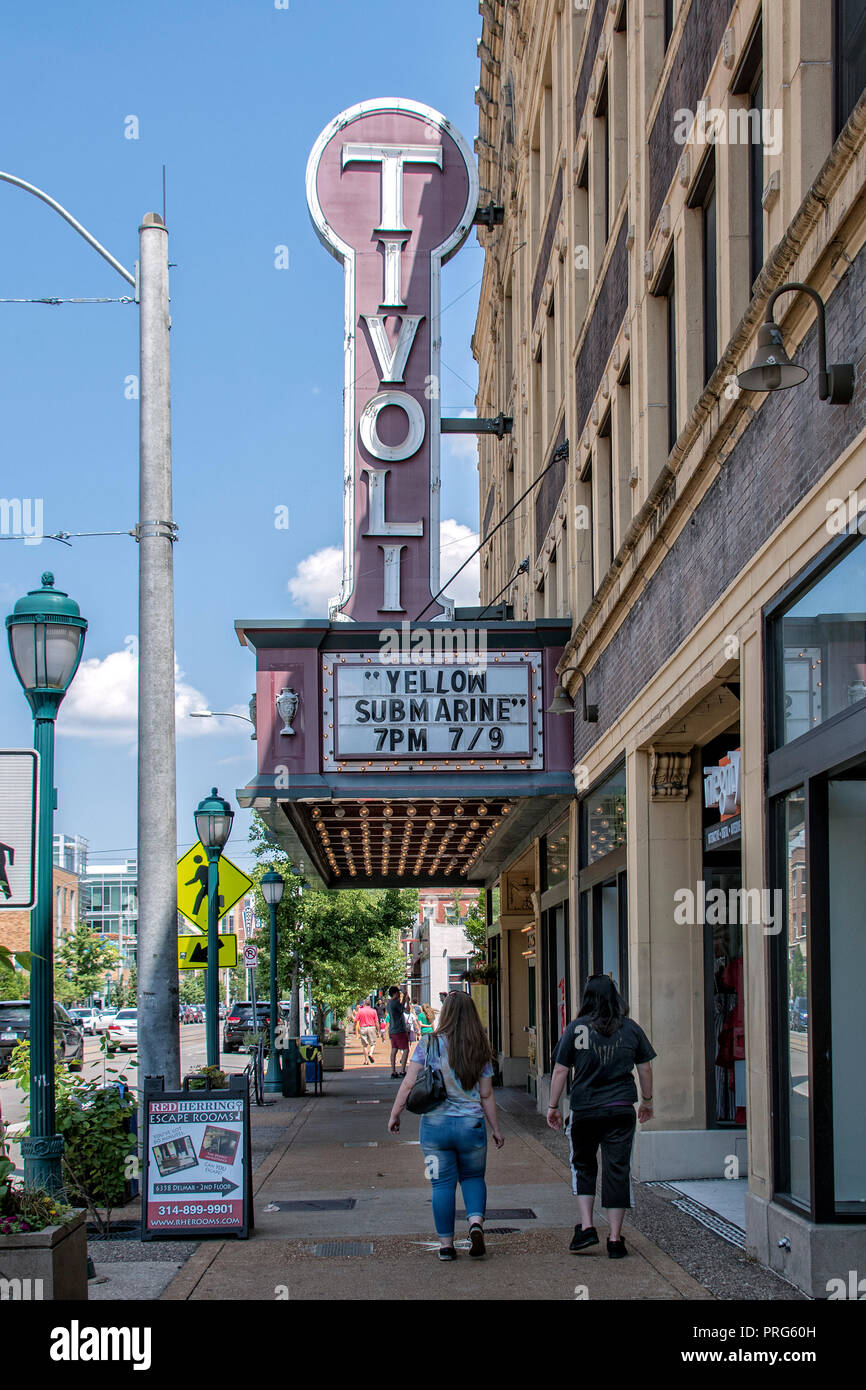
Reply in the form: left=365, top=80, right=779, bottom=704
left=764, top=281, right=829, bottom=390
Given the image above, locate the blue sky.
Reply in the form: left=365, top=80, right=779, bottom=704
left=0, top=0, right=485, bottom=872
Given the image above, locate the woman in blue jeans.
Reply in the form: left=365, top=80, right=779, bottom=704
left=388, top=991, right=505, bottom=1260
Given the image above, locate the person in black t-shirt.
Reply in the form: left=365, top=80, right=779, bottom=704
left=548, top=975, right=656, bottom=1259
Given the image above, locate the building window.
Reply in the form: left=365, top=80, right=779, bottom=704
left=447, top=958, right=469, bottom=992
left=653, top=251, right=677, bottom=452
left=579, top=764, right=628, bottom=996
left=834, top=0, right=866, bottom=138
left=689, top=153, right=718, bottom=385
left=773, top=537, right=866, bottom=748
left=768, top=537, right=866, bottom=1223
left=780, top=788, right=810, bottom=1207
left=594, top=67, right=610, bottom=247
left=663, top=0, right=674, bottom=50
left=731, top=18, right=764, bottom=294
left=543, top=818, right=570, bottom=889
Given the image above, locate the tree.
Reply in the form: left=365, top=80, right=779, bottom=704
left=247, top=813, right=418, bottom=1031
left=462, top=889, right=487, bottom=960
left=0, top=947, right=30, bottom=1001
left=55, top=922, right=119, bottom=1006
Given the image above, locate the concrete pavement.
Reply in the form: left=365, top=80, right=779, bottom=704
left=161, top=1034, right=712, bottom=1302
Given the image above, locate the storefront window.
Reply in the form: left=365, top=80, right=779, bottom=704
left=828, top=771, right=866, bottom=1214
left=782, top=789, right=810, bottom=1207
left=545, top=818, right=570, bottom=886
left=777, top=538, right=866, bottom=745
left=584, top=767, right=627, bottom=865
left=706, top=869, right=746, bottom=1126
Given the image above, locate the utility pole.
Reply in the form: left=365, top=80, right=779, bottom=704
left=136, top=213, right=180, bottom=1089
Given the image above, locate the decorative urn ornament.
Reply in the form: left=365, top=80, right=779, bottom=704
left=276, top=687, right=299, bottom=736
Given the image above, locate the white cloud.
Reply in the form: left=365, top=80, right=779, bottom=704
left=442, top=409, right=479, bottom=464
left=58, top=640, right=219, bottom=744
left=287, top=519, right=480, bottom=614
left=438, top=518, right=480, bottom=606
left=287, top=545, right=343, bottom=615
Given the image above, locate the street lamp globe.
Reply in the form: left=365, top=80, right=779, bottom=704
left=6, top=572, right=88, bottom=710
left=261, top=869, right=284, bottom=906
left=194, top=787, right=234, bottom=850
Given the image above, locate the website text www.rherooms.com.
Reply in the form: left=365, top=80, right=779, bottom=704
left=682, top=1326, right=818, bottom=1364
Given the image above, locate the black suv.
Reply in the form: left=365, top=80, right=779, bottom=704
left=0, top=999, right=85, bottom=1074
left=223, top=1001, right=271, bottom=1052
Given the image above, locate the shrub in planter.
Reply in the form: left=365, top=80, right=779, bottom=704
left=186, top=1065, right=228, bottom=1090
left=8, top=1040, right=137, bottom=1239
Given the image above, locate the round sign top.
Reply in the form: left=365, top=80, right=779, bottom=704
left=306, top=97, right=478, bottom=269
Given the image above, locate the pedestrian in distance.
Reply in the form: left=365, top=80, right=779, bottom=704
left=354, top=1000, right=379, bottom=1064
left=386, top=984, right=410, bottom=1078
left=388, top=991, right=505, bottom=1261
left=547, top=974, right=656, bottom=1259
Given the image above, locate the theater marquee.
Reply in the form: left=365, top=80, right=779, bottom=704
left=323, top=652, right=542, bottom=769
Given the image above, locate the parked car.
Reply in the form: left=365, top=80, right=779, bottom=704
left=223, top=1001, right=270, bottom=1052
left=95, top=1007, right=116, bottom=1033
left=107, top=1008, right=139, bottom=1051
left=0, top=1000, right=85, bottom=1074
left=68, top=1006, right=100, bottom=1036
left=790, top=996, right=808, bottom=1031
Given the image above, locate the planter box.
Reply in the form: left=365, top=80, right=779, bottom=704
left=0, top=1210, right=88, bottom=1300
left=322, top=1045, right=345, bottom=1071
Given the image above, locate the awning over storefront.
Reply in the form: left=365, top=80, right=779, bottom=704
left=234, top=618, right=574, bottom=889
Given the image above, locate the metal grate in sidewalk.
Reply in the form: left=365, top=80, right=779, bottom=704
left=644, top=1182, right=746, bottom=1249
left=270, top=1198, right=357, bottom=1211
left=312, top=1241, right=374, bottom=1257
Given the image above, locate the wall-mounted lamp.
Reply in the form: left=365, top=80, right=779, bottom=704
left=546, top=666, right=598, bottom=721
left=737, top=282, right=855, bottom=404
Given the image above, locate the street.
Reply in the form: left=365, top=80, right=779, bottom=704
left=0, top=1024, right=249, bottom=1149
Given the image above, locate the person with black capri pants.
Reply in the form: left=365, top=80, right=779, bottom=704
left=547, top=974, right=656, bottom=1259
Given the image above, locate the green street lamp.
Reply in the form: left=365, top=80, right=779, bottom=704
left=194, top=787, right=233, bottom=1067
left=260, top=870, right=284, bottom=1094
left=6, top=573, right=87, bottom=1194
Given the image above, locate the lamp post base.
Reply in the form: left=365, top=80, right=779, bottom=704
left=21, top=1133, right=66, bottom=1198
left=264, top=1053, right=283, bottom=1094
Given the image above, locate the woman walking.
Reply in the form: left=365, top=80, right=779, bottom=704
left=547, top=974, right=655, bottom=1259
left=388, top=992, right=505, bottom=1260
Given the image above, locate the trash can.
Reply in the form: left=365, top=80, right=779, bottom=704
left=280, top=1039, right=306, bottom=1097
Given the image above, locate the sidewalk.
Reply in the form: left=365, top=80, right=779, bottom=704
left=159, top=1035, right=711, bottom=1302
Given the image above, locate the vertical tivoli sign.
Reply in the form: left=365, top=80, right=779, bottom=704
left=306, top=99, right=479, bottom=622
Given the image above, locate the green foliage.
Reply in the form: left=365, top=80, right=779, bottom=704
left=462, top=889, right=487, bottom=959
left=186, top=1064, right=227, bottom=1089
left=789, top=949, right=807, bottom=1005
left=55, top=921, right=119, bottom=1006
left=0, top=944, right=32, bottom=1002
left=247, top=814, right=418, bottom=1024
left=179, top=970, right=205, bottom=1005
left=9, top=1039, right=137, bottom=1237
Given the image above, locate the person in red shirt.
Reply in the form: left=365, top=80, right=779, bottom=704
left=354, top=1002, right=379, bottom=1065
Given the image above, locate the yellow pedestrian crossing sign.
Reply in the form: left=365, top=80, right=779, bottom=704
left=176, top=842, right=254, bottom=930
left=177, top=933, right=239, bottom=970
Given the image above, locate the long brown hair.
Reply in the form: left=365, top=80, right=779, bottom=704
left=435, top=991, right=494, bottom=1090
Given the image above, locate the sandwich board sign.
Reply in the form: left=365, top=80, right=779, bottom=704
left=0, top=750, right=39, bottom=911
left=141, top=1074, right=253, bottom=1240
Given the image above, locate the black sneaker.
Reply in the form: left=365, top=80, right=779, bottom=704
left=568, top=1225, right=599, bottom=1253
left=607, top=1237, right=628, bottom=1259
left=469, top=1224, right=486, bottom=1258
left=438, top=1245, right=457, bottom=1261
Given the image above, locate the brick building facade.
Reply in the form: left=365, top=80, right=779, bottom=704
left=471, top=0, right=866, bottom=1296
